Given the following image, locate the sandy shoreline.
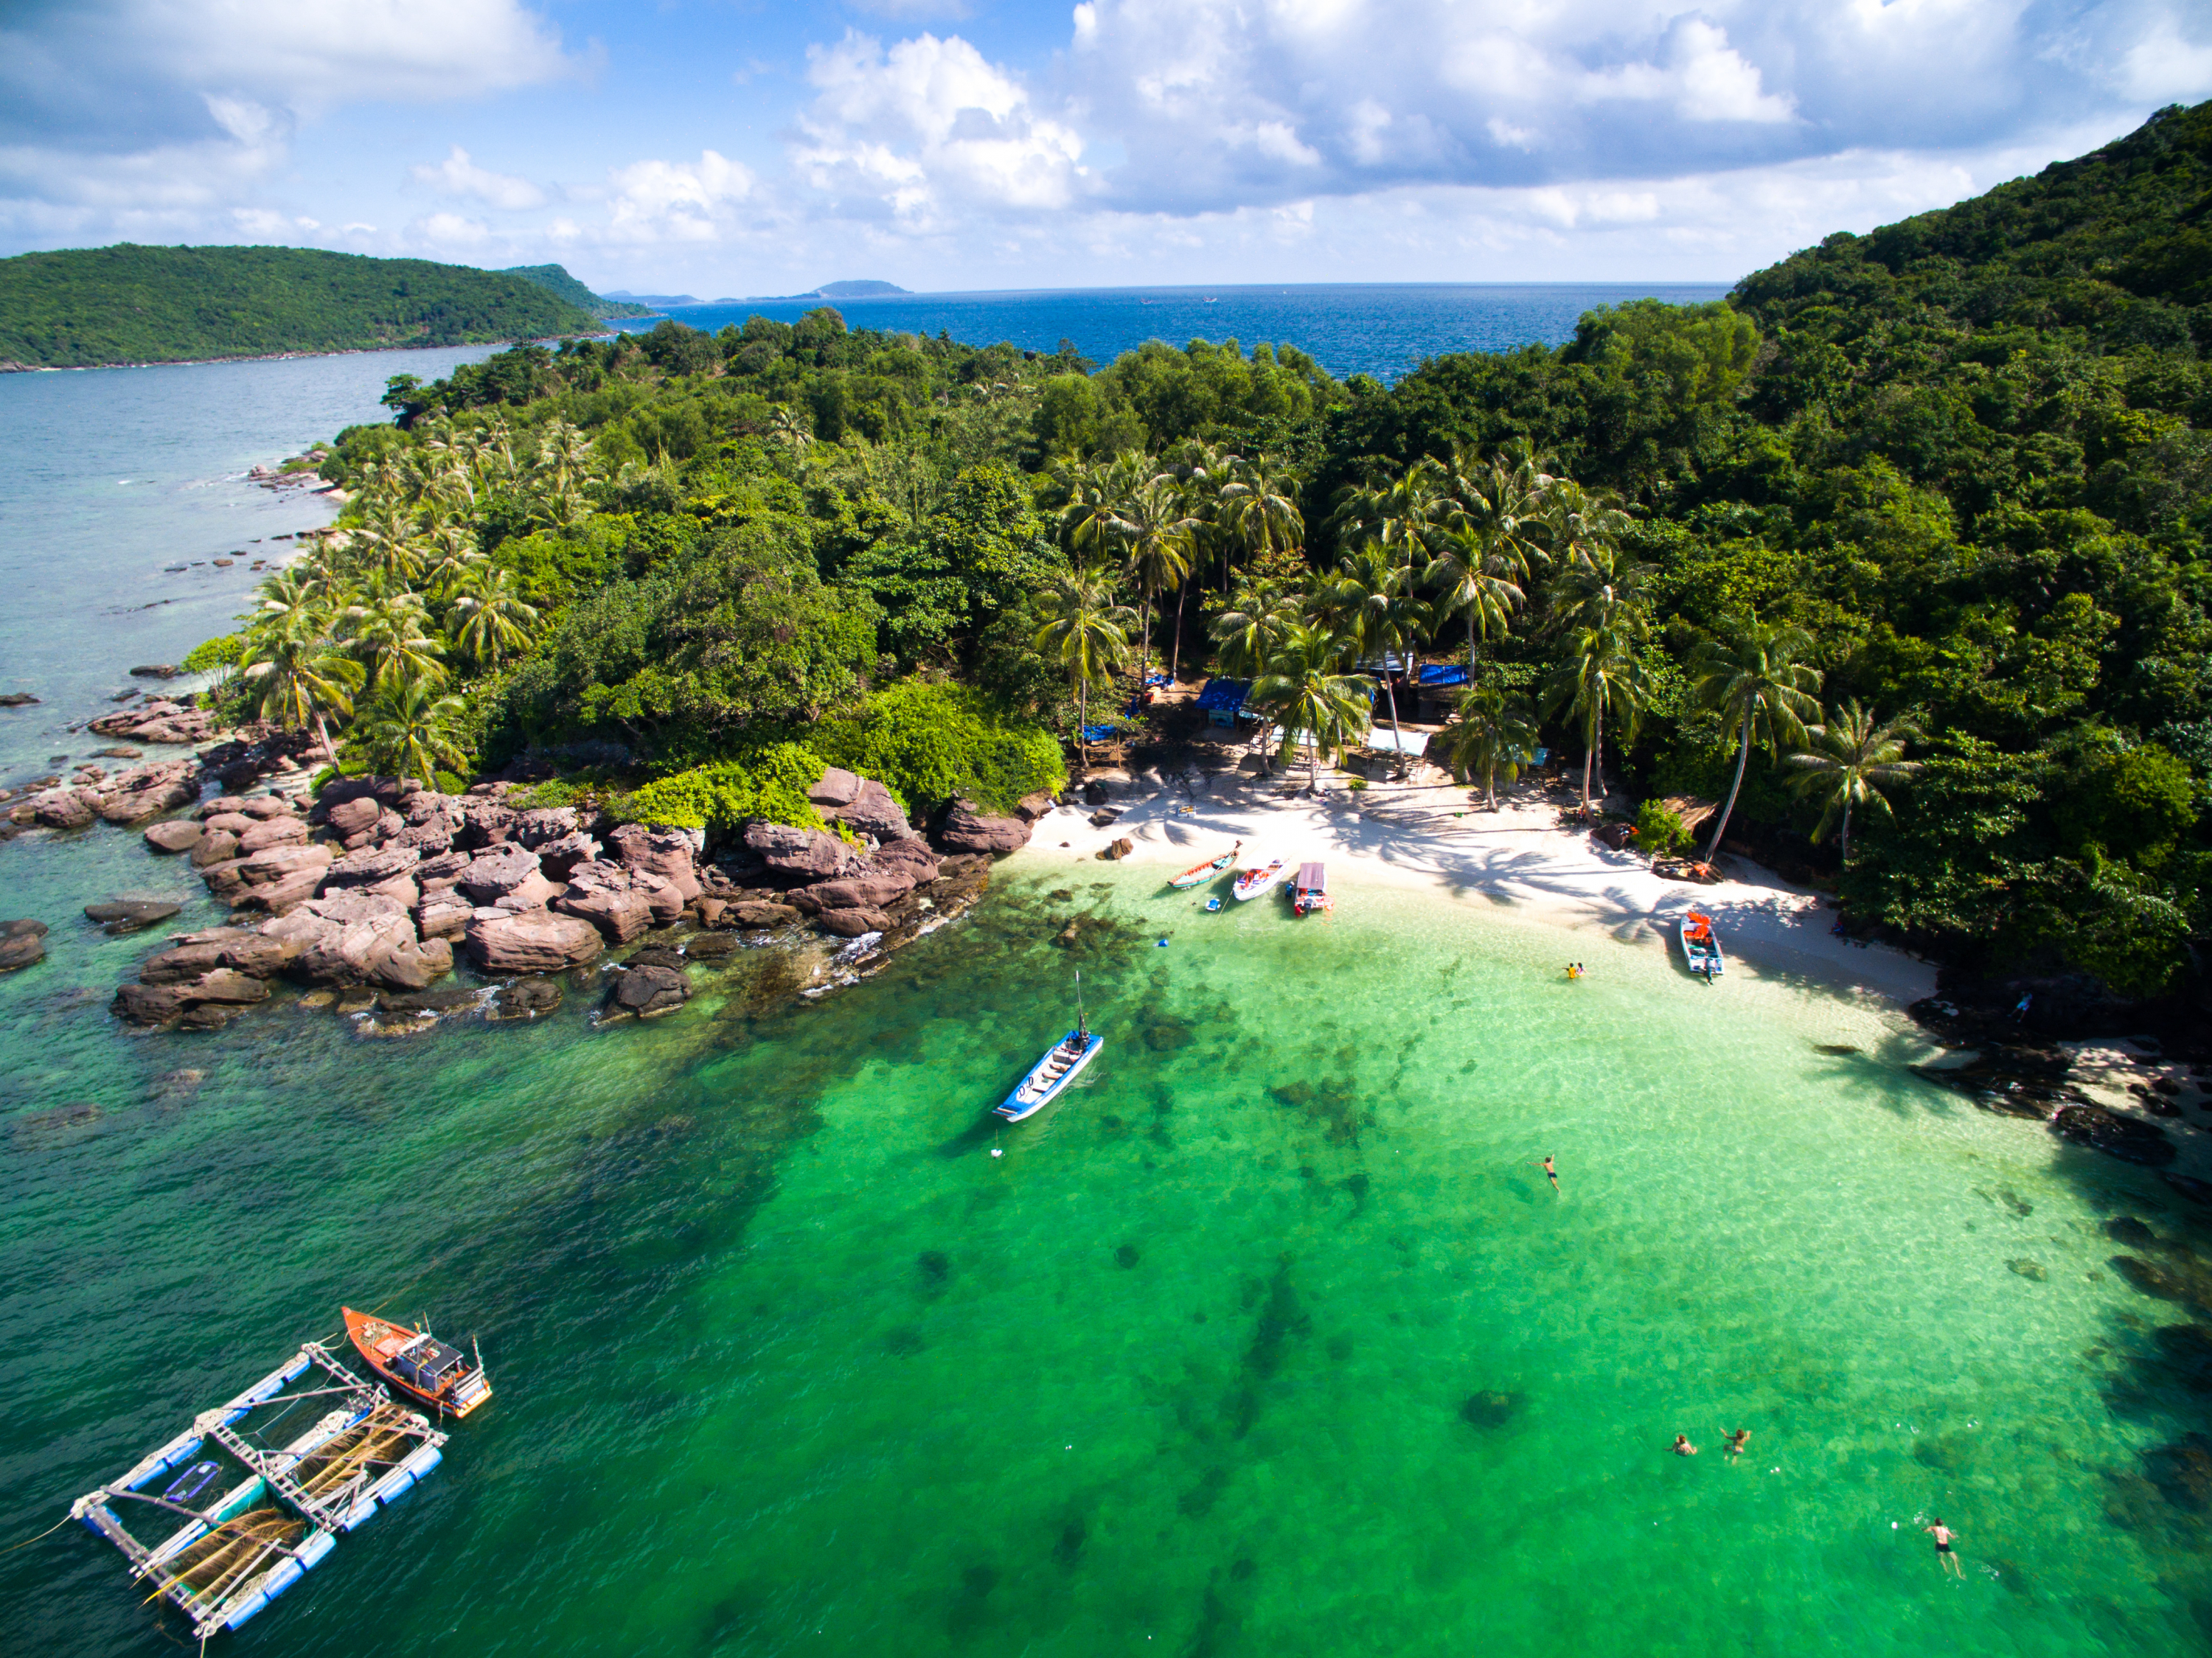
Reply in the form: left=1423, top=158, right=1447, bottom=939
left=1006, top=762, right=1938, bottom=1008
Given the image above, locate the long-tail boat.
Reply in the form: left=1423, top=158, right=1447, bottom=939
left=1170, top=841, right=1240, bottom=889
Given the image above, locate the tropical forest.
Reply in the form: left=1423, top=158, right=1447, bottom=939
left=198, top=99, right=2212, bottom=1011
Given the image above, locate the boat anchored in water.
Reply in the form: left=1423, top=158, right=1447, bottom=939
left=1232, top=856, right=1287, bottom=902
left=1678, top=910, right=1725, bottom=980
left=341, top=1308, right=493, bottom=1418
left=1170, top=840, right=1240, bottom=890
left=1292, top=861, right=1331, bottom=916
left=998, top=973, right=1104, bottom=1121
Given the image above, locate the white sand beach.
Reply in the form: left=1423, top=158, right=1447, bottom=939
left=1009, top=761, right=1938, bottom=1007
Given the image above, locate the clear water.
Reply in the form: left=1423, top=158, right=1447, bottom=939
left=4, top=321, right=2211, bottom=1658
left=621, top=283, right=1735, bottom=383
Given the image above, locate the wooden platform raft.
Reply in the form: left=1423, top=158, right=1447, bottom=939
left=69, top=1342, right=448, bottom=1641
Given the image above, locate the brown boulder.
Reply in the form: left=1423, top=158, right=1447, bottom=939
left=456, top=844, right=542, bottom=904
left=1, top=921, right=47, bottom=972
left=192, top=827, right=242, bottom=868
left=870, top=837, right=941, bottom=883
left=320, top=843, right=420, bottom=891
left=393, top=819, right=454, bottom=854
left=465, top=909, right=604, bottom=975
left=741, top=820, right=858, bottom=879
left=416, top=897, right=473, bottom=942
left=325, top=795, right=381, bottom=837
left=198, top=795, right=246, bottom=818
left=731, top=901, right=799, bottom=928
left=512, top=806, right=580, bottom=846
left=113, top=982, right=184, bottom=1025
left=235, top=815, right=309, bottom=854
left=796, top=872, right=917, bottom=913
left=825, top=778, right=913, bottom=840
left=144, top=818, right=204, bottom=854
left=635, top=872, right=686, bottom=923
left=807, top=766, right=863, bottom=807
left=493, top=871, right=565, bottom=913
left=935, top=800, right=1032, bottom=855
left=818, top=907, right=890, bottom=937
left=96, top=761, right=202, bottom=823
left=695, top=896, right=726, bottom=927
left=27, top=787, right=97, bottom=830
left=610, top=963, right=690, bottom=1019
left=202, top=812, right=255, bottom=835
left=142, top=928, right=299, bottom=983
left=1099, top=837, right=1135, bottom=861
left=237, top=795, right=290, bottom=821
left=556, top=885, right=653, bottom=944
left=608, top=824, right=703, bottom=901
left=458, top=798, right=518, bottom=849
left=536, top=829, right=600, bottom=881
left=1015, top=790, right=1057, bottom=822
left=180, top=969, right=269, bottom=1006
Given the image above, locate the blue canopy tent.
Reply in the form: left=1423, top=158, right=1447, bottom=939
left=1416, top=663, right=1470, bottom=689
left=1195, top=678, right=1252, bottom=728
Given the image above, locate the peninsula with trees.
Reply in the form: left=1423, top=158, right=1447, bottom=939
left=15, top=99, right=2208, bottom=1038
left=0, top=246, right=610, bottom=369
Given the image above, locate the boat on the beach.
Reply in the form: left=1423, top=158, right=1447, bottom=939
left=341, top=1308, right=493, bottom=1418
left=1233, top=857, right=1287, bottom=902
left=1678, top=910, right=1724, bottom=980
left=1169, top=841, right=1240, bottom=889
left=1292, top=861, right=1331, bottom=916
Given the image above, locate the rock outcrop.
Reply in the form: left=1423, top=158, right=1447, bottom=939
left=608, top=962, right=689, bottom=1019
left=934, top=799, right=1032, bottom=855
left=0, top=919, right=48, bottom=972
left=143, top=819, right=204, bottom=854
left=465, top=908, right=604, bottom=974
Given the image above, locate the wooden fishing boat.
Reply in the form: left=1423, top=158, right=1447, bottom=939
left=341, top=1308, right=493, bottom=1418
left=998, top=1029, right=1105, bottom=1121
left=1169, top=841, right=1240, bottom=890
left=1678, top=910, right=1724, bottom=980
left=1233, top=857, right=1287, bottom=902
left=1292, top=861, right=1331, bottom=916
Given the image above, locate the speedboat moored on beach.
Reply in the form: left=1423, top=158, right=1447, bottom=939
left=1233, top=857, right=1287, bottom=902
left=1678, top=910, right=1724, bottom=980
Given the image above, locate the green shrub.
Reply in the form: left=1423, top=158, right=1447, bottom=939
left=813, top=678, right=1065, bottom=815
left=308, top=766, right=337, bottom=797
left=434, top=769, right=467, bottom=795
left=1635, top=799, right=1692, bottom=857
left=613, top=743, right=827, bottom=832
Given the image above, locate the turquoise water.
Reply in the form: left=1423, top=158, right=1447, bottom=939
left=5, top=865, right=2211, bottom=1655
left=4, top=330, right=2211, bottom=1656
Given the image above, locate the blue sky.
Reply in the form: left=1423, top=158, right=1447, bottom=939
left=3, top=0, right=2208, bottom=294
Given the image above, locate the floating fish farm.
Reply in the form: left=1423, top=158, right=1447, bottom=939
left=70, top=1342, right=448, bottom=1641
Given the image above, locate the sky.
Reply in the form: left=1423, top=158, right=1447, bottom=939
left=2, top=0, right=2208, bottom=296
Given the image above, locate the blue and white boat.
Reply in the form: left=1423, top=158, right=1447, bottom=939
left=998, top=973, right=1103, bottom=1121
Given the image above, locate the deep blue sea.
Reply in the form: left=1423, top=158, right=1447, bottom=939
left=618, top=283, right=1735, bottom=381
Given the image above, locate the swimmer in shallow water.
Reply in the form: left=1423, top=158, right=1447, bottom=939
left=1672, top=1434, right=1697, bottom=1456
left=1724, top=1428, right=1750, bottom=1458
left=1924, top=1519, right=1961, bottom=1577
left=1537, top=1154, right=1559, bottom=1193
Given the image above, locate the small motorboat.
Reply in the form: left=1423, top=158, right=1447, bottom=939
left=1233, top=857, right=1287, bottom=902
left=341, top=1307, right=493, bottom=1418
left=1679, top=910, right=1724, bottom=980
left=1170, top=841, right=1240, bottom=889
left=998, top=1028, right=1105, bottom=1121
left=1292, top=861, right=1331, bottom=916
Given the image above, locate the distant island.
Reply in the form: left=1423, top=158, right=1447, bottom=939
left=601, top=290, right=704, bottom=308
left=0, top=245, right=602, bottom=369
left=595, top=280, right=912, bottom=308
left=501, top=265, right=659, bottom=320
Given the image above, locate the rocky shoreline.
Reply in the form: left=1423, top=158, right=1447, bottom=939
left=2, top=713, right=1055, bottom=1036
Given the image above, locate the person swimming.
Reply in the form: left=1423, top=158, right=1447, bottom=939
left=1537, top=1154, right=1559, bottom=1193
left=1672, top=1434, right=1697, bottom=1456
left=1724, top=1428, right=1750, bottom=1457
left=1924, top=1518, right=1961, bottom=1577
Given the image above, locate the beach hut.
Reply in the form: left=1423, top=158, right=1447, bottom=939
left=1196, top=677, right=1252, bottom=729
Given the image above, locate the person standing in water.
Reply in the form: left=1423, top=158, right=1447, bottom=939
left=1724, top=1429, right=1750, bottom=1458
left=1672, top=1434, right=1697, bottom=1456
left=1537, top=1155, right=1559, bottom=1193
left=1924, top=1519, right=1961, bottom=1577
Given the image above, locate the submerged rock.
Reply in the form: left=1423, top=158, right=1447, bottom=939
left=0, top=919, right=49, bottom=972
left=487, top=976, right=562, bottom=1020
left=609, top=962, right=689, bottom=1019
left=84, top=899, right=181, bottom=934
left=2053, top=1104, right=2177, bottom=1166
left=1459, top=1390, right=1524, bottom=1429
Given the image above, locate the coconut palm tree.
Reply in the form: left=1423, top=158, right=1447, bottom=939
left=448, top=565, right=540, bottom=669
left=1209, top=574, right=1302, bottom=679
left=1251, top=623, right=1371, bottom=793
left=342, top=589, right=446, bottom=695
left=1217, top=456, right=1304, bottom=589
left=1307, top=546, right=1428, bottom=765
left=1543, top=622, right=1649, bottom=818
left=1785, top=702, right=1924, bottom=868
left=358, top=680, right=471, bottom=791
left=351, top=498, right=427, bottom=584
left=1688, top=616, right=1824, bottom=863
left=1117, top=476, right=1199, bottom=680
left=1444, top=686, right=1541, bottom=809
left=1033, top=565, right=1135, bottom=765
left=1430, top=448, right=1551, bottom=667
left=241, top=605, right=363, bottom=771
left=1329, top=458, right=1448, bottom=576
left=1547, top=538, right=1655, bottom=641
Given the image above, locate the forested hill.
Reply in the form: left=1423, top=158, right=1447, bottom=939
left=501, top=264, right=659, bottom=321
left=193, top=98, right=2212, bottom=1012
left=0, top=245, right=601, bottom=368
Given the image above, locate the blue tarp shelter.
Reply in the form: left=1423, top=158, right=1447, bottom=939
left=1416, top=663, right=1470, bottom=688
left=1195, top=678, right=1252, bottom=728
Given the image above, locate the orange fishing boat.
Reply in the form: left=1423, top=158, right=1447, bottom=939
left=341, top=1306, right=493, bottom=1418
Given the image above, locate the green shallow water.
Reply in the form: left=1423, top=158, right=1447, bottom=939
left=6, top=863, right=2212, bottom=1656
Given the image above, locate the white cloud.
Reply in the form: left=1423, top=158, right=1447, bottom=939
left=793, top=30, right=1086, bottom=229
left=605, top=150, right=756, bottom=243
left=410, top=144, right=546, bottom=210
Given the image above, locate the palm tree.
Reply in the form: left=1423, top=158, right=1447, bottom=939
left=1217, top=456, right=1304, bottom=590
left=351, top=499, right=427, bottom=584
left=1209, top=574, right=1301, bottom=679
left=1688, top=616, right=1824, bottom=863
left=448, top=565, right=540, bottom=669
left=1308, top=547, right=1428, bottom=766
left=1033, top=565, right=1135, bottom=765
left=1547, top=538, right=1654, bottom=642
left=1329, top=459, right=1448, bottom=577
left=1251, top=623, right=1371, bottom=793
left=358, top=680, right=471, bottom=791
left=1543, top=623, right=1649, bottom=817
left=1444, top=686, right=1541, bottom=809
left=342, top=589, right=446, bottom=695
left=1430, top=447, right=1551, bottom=669
left=1785, top=702, right=1924, bottom=868
left=1114, top=476, right=1198, bottom=680
left=242, top=605, right=363, bottom=770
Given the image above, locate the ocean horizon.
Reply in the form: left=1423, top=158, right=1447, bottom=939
left=616, top=281, right=1738, bottom=383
